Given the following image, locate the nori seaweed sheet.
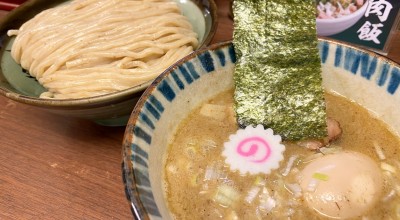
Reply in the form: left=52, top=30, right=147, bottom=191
left=233, top=0, right=327, bottom=140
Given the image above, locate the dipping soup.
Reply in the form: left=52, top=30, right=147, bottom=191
left=164, top=89, right=400, bottom=219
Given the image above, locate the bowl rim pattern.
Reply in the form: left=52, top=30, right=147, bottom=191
left=122, top=41, right=234, bottom=219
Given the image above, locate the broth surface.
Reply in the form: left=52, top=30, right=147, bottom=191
left=164, top=90, right=400, bottom=219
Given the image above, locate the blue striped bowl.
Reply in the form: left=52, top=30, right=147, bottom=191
left=122, top=40, right=400, bottom=219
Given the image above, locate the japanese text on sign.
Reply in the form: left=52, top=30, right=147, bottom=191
left=358, top=0, right=394, bottom=44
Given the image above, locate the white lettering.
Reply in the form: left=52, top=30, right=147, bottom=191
left=365, top=0, right=393, bottom=22
left=357, top=21, right=384, bottom=44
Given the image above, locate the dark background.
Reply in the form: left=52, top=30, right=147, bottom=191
left=327, top=0, right=400, bottom=52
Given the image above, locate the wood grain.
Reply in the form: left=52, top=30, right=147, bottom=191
left=0, top=0, right=399, bottom=219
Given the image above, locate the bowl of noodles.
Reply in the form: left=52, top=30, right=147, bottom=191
left=122, top=40, right=400, bottom=219
left=0, top=0, right=217, bottom=126
left=316, top=0, right=368, bottom=36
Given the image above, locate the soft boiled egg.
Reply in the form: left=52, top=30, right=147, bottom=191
left=297, top=151, right=383, bottom=219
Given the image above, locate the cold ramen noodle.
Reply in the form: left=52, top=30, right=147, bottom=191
left=164, top=90, right=400, bottom=219
left=7, top=0, right=198, bottom=99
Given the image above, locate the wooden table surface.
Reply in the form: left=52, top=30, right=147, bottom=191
left=0, top=1, right=399, bottom=219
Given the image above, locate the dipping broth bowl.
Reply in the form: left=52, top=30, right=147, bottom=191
left=0, top=0, right=217, bottom=126
left=122, top=40, right=400, bottom=219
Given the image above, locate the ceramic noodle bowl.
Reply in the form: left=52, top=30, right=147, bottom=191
left=122, top=40, right=400, bottom=219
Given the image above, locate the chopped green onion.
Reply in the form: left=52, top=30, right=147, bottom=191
left=167, top=164, right=178, bottom=174
left=213, top=185, right=240, bottom=207
left=285, top=208, right=295, bottom=217
left=254, top=176, right=266, bottom=186
left=373, top=142, right=386, bottom=160
left=245, top=186, right=260, bottom=204
left=184, top=146, right=197, bottom=159
left=259, top=197, right=276, bottom=213
left=281, top=155, right=299, bottom=176
left=204, top=162, right=227, bottom=181
left=307, top=179, right=318, bottom=192
left=260, top=187, right=270, bottom=196
left=285, top=183, right=302, bottom=198
left=382, top=189, right=396, bottom=202
left=186, top=162, right=194, bottom=173
left=190, top=174, right=201, bottom=187
left=204, top=166, right=218, bottom=181
left=201, top=139, right=217, bottom=154
left=381, top=162, right=396, bottom=173
left=312, top=172, right=329, bottom=181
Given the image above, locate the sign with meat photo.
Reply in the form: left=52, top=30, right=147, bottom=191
left=316, top=0, right=400, bottom=54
